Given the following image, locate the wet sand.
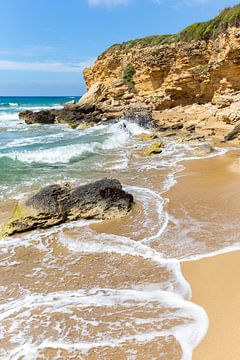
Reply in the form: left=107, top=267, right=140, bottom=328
left=164, top=148, right=240, bottom=359
left=182, top=250, right=240, bottom=360
left=1, top=143, right=240, bottom=358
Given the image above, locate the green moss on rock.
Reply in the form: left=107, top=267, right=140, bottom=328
left=78, top=123, right=92, bottom=130
left=0, top=202, right=25, bottom=238
left=135, top=133, right=158, bottom=141
left=144, top=142, right=164, bottom=156
left=191, top=64, right=209, bottom=76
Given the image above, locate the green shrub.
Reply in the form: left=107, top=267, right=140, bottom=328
left=123, top=64, right=136, bottom=92
left=101, top=4, right=240, bottom=55
left=192, top=64, right=209, bottom=75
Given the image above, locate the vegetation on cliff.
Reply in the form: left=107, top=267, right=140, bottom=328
left=104, top=4, right=240, bottom=53
left=122, top=64, right=136, bottom=92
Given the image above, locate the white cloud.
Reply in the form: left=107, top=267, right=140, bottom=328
left=88, top=0, right=130, bottom=6
left=0, top=60, right=93, bottom=73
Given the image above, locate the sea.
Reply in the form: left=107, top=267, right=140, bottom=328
left=0, top=96, right=238, bottom=359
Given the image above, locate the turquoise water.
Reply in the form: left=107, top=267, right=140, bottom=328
left=0, top=97, right=142, bottom=200
left=0, top=96, right=78, bottom=111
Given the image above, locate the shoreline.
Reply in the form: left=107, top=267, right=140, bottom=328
left=2, top=102, right=240, bottom=357
left=163, top=149, right=240, bottom=359
left=182, top=250, right=240, bottom=359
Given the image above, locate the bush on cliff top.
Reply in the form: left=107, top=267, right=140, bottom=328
left=104, top=4, right=240, bottom=53
left=180, top=5, right=240, bottom=42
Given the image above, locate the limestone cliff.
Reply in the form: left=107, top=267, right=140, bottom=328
left=18, top=5, right=240, bottom=141
left=84, top=27, right=240, bottom=107
left=80, top=5, right=240, bottom=139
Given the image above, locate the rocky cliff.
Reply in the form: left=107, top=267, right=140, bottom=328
left=19, top=5, right=240, bottom=142
left=80, top=5, right=240, bottom=141
left=84, top=27, right=240, bottom=108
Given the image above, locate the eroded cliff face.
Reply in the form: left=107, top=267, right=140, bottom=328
left=82, top=28, right=240, bottom=126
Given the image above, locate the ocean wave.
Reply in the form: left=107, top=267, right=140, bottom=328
left=0, top=102, right=18, bottom=107
left=0, top=112, right=20, bottom=121
left=0, top=120, right=144, bottom=164
left=17, top=105, right=63, bottom=111
left=0, top=143, right=98, bottom=164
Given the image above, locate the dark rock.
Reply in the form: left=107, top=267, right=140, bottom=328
left=55, top=109, right=85, bottom=125
left=171, top=123, right=184, bottom=130
left=123, top=103, right=155, bottom=128
left=77, top=104, right=96, bottom=114
left=157, top=124, right=169, bottom=132
left=19, top=105, right=103, bottom=127
left=0, top=179, right=134, bottom=237
left=224, top=124, right=240, bottom=141
left=157, top=123, right=184, bottom=132
left=187, top=135, right=205, bottom=141
left=186, top=124, right=196, bottom=132
left=19, top=110, right=56, bottom=124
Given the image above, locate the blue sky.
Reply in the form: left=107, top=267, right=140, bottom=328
left=0, top=0, right=238, bottom=96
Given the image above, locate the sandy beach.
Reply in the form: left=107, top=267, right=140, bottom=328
left=162, top=148, right=240, bottom=359
left=2, top=104, right=240, bottom=358
left=183, top=250, right=240, bottom=360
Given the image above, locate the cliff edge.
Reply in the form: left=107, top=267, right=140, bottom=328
left=81, top=5, right=240, bottom=141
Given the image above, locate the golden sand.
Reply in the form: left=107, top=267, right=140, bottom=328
left=1, top=145, right=240, bottom=358
left=183, top=250, right=240, bottom=360
left=163, top=149, right=240, bottom=359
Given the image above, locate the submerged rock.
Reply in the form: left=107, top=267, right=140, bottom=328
left=144, top=142, right=164, bottom=156
left=0, top=179, right=134, bottom=238
left=192, top=143, right=215, bottom=157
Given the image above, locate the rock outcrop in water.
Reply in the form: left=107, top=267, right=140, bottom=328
left=0, top=179, right=134, bottom=237
left=19, top=104, right=104, bottom=128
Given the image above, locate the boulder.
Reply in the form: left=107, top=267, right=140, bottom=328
left=157, top=124, right=169, bottom=132
left=192, top=143, right=215, bottom=157
left=123, top=103, right=155, bottom=128
left=77, top=123, right=92, bottom=130
left=144, top=142, right=164, bottom=156
left=224, top=124, right=240, bottom=141
left=135, top=133, right=158, bottom=141
left=157, top=123, right=183, bottom=132
left=186, top=124, right=196, bottom=132
left=19, top=107, right=102, bottom=127
left=171, top=123, right=184, bottom=130
left=0, top=179, right=134, bottom=238
left=78, top=82, right=106, bottom=107
left=19, top=110, right=56, bottom=124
